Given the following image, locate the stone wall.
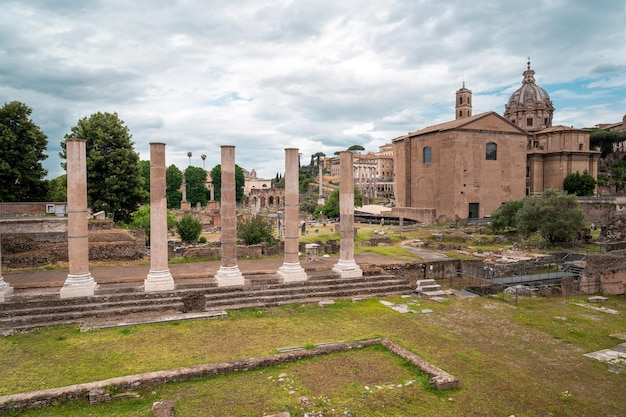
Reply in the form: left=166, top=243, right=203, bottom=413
left=579, top=249, right=626, bottom=295
left=0, top=338, right=458, bottom=414
left=577, top=200, right=616, bottom=227
left=0, top=202, right=67, bottom=217
left=180, top=243, right=266, bottom=259
left=1, top=229, right=146, bottom=268
left=373, top=259, right=484, bottom=287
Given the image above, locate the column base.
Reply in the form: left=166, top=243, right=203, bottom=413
left=332, top=259, right=363, bottom=278
left=0, top=282, right=13, bottom=302
left=60, top=273, right=96, bottom=299
left=277, top=262, right=308, bottom=282
left=215, top=265, right=245, bottom=287
left=144, top=269, right=175, bottom=292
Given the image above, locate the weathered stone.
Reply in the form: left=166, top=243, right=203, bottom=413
left=88, top=389, right=110, bottom=405
left=152, top=400, right=175, bottom=417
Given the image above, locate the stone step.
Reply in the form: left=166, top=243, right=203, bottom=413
left=0, top=274, right=413, bottom=335
left=418, top=289, right=452, bottom=298
left=205, top=283, right=411, bottom=309
left=203, top=277, right=409, bottom=301
left=416, top=279, right=437, bottom=286
left=0, top=294, right=184, bottom=318
left=416, top=284, right=442, bottom=292
left=1, top=302, right=184, bottom=333
left=220, top=289, right=412, bottom=311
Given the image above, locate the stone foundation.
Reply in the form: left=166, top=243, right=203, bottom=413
left=0, top=338, right=458, bottom=414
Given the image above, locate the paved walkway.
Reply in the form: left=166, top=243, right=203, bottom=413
left=3, top=253, right=408, bottom=290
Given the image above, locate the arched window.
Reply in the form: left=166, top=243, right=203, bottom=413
left=486, top=142, right=497, bottom=160
left=423, top=146, right=432, bottom=163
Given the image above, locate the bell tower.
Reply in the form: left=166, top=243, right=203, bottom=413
left=455, top=81, right=472, bottom=119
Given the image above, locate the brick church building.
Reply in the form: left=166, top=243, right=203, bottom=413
left=391, top=61, right=600, bottom=224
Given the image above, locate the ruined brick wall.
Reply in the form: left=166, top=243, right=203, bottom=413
left=181, top=244, right=264, bottom=259
left=578, top=201, right=616, bottom=227
left=580, top=250, right=626, bottom=295
left=0, top=229, right=146, bottom=268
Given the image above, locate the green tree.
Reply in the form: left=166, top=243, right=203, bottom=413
left=0, top=101, right=48, bottom=201
left=300, top=197, right=319, bottom=215
left=237, top=216, right=277, bottom=245
left=210, top=164, right=245, bottom=202
left=563, top=170, right=596, bottom=196
left=177, top=214, right=203, bottom=243
left=139, top=160, right=151, bottom=199
left=185, top=166, right=208, bottom=206
left=61, top=112, right=147, bottom=222
left=516, top=189, right=586, bottom=243
left=317, top=187, right=363, bottom=219
left=589, top=129, right=624, bottom=158
left=46, top=174, right=67, bottom=202
left=310, top=152, right=325, bottom=166
left=129, top=205, right=177, bottom=242
left=347, top=145, right=365, bottom=152
left=166, top=164, right=183, bottom=209
left=490, top=199, right=524, bottom=232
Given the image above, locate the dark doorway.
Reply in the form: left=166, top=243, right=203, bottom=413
left=468, top=203, right=479, bottom=219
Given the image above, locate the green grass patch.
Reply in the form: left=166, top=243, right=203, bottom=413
left=2, top=296, right=625, bottom=416
left=355, top=245, right=422, bottom=261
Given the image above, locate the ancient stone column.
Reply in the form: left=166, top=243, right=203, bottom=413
left=60, top=138, right=96, bottom=298
left=215, top=145, right=244, bottom=286
left=180, top=173, right=191, bottom=211
left=0, top=237, right=14, bottom=302
left=332, top=151, right=363, bottom=278
left=145, top=143, right=175, bottom=292
left=317, top=162, right=325, bottom=205
left=277, top=148, right=307, bottom=282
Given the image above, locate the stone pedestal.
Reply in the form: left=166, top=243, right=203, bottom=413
left=0, top=281, right=13, bottom=303
left=278, top=148, right=307, bottom=282
left=333, top=151, right=362, bottom=278
left=145, top=143, right=175, bottom=292
left=305, top=243, right=320, bottom=262
left=0, top=238, right=13, bottom=302
left=61, top=139, right=96, bottom=298
left=215, top=146, right=244, bottom=287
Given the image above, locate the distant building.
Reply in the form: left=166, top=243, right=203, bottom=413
left=322, top=144, right=395, bottom=200
left=392, top=60, right=600, bottom=223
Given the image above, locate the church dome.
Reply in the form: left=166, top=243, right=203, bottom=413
left=504, top=60, right=554, bottom=132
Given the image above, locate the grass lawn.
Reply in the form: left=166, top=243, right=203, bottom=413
left=1, top=294, right=625, bottom=416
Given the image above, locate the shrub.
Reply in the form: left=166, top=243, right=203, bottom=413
left=198, top=236, right=207, bottom=244
left=237, top=216, right=277, bottom=246
left=129, top=205, right=177, bottom=242
left=177, top=215, right=203, bottom=243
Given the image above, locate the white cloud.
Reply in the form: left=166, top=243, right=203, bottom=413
left=1, top=0, right=625, bottom=179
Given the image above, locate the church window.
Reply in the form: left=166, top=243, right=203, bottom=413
left=486, top=142, right=497, bottom=160
left=459, top=97, right=463, bottom=104
left=459, top=110, right=463, bottom=117
left=527, top=117, right=533, bottom=127
left=423, top=146, right=432, bottom=163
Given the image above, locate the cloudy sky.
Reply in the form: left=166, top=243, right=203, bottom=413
left=2, top=0, right=625, bottom=180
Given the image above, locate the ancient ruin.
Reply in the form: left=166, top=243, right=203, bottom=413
left=144, top=143, right=175, bottom=292
left=332, top=151, right=363, bottom=278
left=277, top=148, right=307, bottom=282
left=214, top=145, right=245, bottom=286
left=60, top=138, right=96, bottom=299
